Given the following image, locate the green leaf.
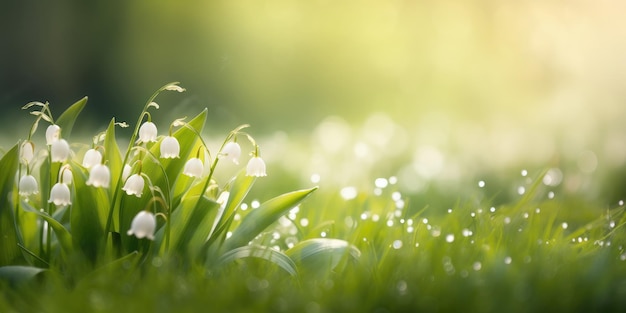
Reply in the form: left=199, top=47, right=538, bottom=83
left=104, top=118, right=123, bottom=199
left=0, top=144, right=23, bottom=266
left=286, top=238, right=361, bottom=272
left=69, top=162, right=108, bottom=263
left=119, top=109, right=207, bottom=253
left=0, top=266, right=46, bottom=286
left=217, top=245, right=297, bottom=276
left=21, top=201, right=74, bottom=256
left=222, top=187, right=318, bottom=252
left=207, top=170, right=256, bottom=244
left=55, top=96, right=87, bottom=140
left=155, top=195, right=220, bottom=256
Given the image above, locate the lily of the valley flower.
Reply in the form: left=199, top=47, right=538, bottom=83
left=183, top=157, right=203, bottom=178
left=246, top=156, right=267, bottom=177
left=51, top=139, right=71, bottom=163
left=49, top=183, right=71, bottom=206
left=86, top=164, right=111, bottom=188
left=122, top=164, right=132, bottom=182
left=20, top=141, right=34, bottom=165
left=122, top=174, right=145, bottom=197
left=220, top=142, right=241, bottom=164
left=160, top=136, right=180, bottom=158
left=138, top=122, right=158, bottom=143
left=127, top=211, right=156, bottom=240
left=46, top=125, right=61, bottom=145
left=19, top=175, right=38, bottom=196
left=59, top=165, right=73, bottom=185
left=82, top=148, right=102, bottom=169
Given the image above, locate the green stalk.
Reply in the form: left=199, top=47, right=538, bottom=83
left=103, top=82, right=181, bottom=252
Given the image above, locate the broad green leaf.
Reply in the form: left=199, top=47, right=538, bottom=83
left=104, top=118, right=123, bottom=198
left=119, top=109, right=207, bottom=253
left=0, top=266, right=46, bottom=286
left=55, top=96, right=87, bottom=140
left=0, top=144, right=23, bottom=266
left=286, top=238, right=360, bottom=272
left=206, top=170, right=255, bottom=246
left=222, top=187, right=318, bottom=252
left=69, top=162, right=108, bottom=263
left=155, top=195, right=220, bottom=256
left=76, top=251, right=139, bottom=289
left=217, top=245, right=297, bottom=276
left=21, top=201, right=73, bottom=256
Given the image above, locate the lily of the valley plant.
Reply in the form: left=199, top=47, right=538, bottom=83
left=0, top=82, right=352, bottom=286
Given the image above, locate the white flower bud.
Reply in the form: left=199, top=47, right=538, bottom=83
left=46, top=125, right=61, bottom=145
left=19, top=175, right=38, bottom=196
left=122, top=174, right=145, bottom=197
left=20, top=141, right=35, bottom=165
left=86, top=164, right=110, bottom=188
left=127, top=211, right=156, bottom=240
left=138, top=122, right=158, bottom=143
left=82, top=148, right=102, bottom=169
left=183, top=157, right=203, bottom=178
left=160, top=136, right=180, bottom=159
left=219, top=142, right=241, bottom=165
left=51, top=139, right=71, bottom=163
left=49, top=183, right=71, bottom=206
left=246, top=157, right=267, bottom=177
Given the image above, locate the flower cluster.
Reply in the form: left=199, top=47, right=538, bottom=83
left=17, top=83, right=269, bottom=255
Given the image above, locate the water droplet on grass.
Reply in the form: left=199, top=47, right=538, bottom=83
left=561, top=222, right=568, bottom=229
left=478, top=180, right=485, bottom=188
left=391, top=191, right=402, bottom=201
left=300, top=218, right=309, bottom=227
left=389, top=176, right=398, bottom=184
left=446, top=234, right=455, bottom=243
left=375, top=178, right=388, bottom=188
left=504, top=256, right=512, bottom=264
left=340, top=186, right=358, bottom=200
left=310, top=173, right=321, bottom=183
left=517, top=186, right=526, bottom=195
left=473, top=262, right=482, bottom=271
left=392, top=240, right=403, bottom=249
left=521, top=169, right=528, bottom=177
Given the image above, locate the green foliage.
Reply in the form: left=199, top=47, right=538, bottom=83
left=0, top=145, right=23, bottom=266
left=2, top=85, right=626, bottom=312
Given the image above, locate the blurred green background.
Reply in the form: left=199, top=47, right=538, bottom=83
left=2, top=0, right=626, bottom=202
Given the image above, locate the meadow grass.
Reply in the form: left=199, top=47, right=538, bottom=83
left=1, top=85, right=626, bottom=312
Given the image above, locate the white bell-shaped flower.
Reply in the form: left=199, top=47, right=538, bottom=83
left=219, top=142, right=241, bottom=164
left=122, top=174, right=145, bottom=197
left=59, top=165, right=73, bottom=185
left=86, top=164, right=110, bottom=188
left=46, top=125, right=61, bottom=145
left=246, top=157, right=267, bottom=177
left=127, top=211, right=156, bottom=240
left=138, top=122, right=158, bottom=143
left=183, top=157, right=203, bottom=178
left=49, top=183, right=71, bottom=206
left=51, top=139, right=71, bottom=163
left=122, top=164, right=132, bottom=182
left=82, top=149, right=102, bottom=169
left=216, top=191, right=230, bottom=208
left=160, top=136, right=180, bottom=159
left=19, top=175, right=39, bottom=196
left=20, top=141, right=35, bottom=165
